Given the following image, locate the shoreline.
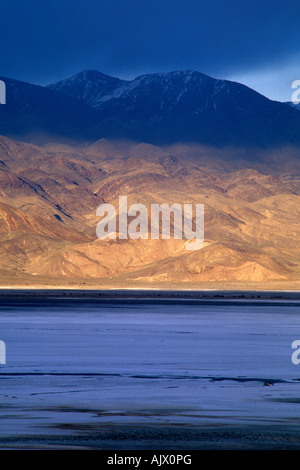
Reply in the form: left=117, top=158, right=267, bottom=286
left=1, top=424, right=300, bottom=450
left=0, top=287, right=299, bottom=301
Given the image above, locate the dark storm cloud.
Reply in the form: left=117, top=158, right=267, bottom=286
left=0, top=0, right=299, bottom=93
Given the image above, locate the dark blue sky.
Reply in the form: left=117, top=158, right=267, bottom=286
left=1, top=0, right=300, bottom=101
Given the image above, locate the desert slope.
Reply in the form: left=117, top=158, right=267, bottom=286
left=0, top=135, right=299, bottom=288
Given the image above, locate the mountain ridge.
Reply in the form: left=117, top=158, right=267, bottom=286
left=47, top=69, right=300, bottom=148
left=0, top=134, right=299, bottom=287
left=1, top=69, right=300, bottom=150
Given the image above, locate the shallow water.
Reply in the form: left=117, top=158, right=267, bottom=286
left=0, top=298, right=300, bottom=443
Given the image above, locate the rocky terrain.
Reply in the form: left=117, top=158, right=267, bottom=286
left=0, top=135, right=299, bottom=288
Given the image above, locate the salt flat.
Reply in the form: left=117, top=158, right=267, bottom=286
left=0, top=298, right=300, bottom=448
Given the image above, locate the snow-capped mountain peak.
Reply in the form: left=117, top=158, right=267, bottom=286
left=3, top=69, right=300, bottom=148
left=48, top=69, right=215, bottom=110
left=47, top=70, right=125, bottom=107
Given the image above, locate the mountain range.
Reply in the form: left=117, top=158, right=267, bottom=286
left=0, top=69, right=300, bottom=150
left=0, top=135, right=298, bottom=288
left=0, top=70, right=299, bottom=288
